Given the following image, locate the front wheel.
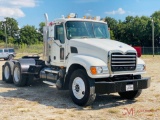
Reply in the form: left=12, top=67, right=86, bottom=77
left=118, top=90, right=142, bottom=99
left=69, top=69, right=96, bottom=106
left=13, top=63, right=27, bottom=87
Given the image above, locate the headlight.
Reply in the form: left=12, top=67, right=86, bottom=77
left=136, top=64, right=146, bottom=71
left=96, top=67, right=103, bottom=74
left=90, top=66, right=108, bottom=75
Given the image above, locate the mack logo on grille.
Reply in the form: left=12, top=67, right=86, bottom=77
left=111, top=52, right=136, bottom=72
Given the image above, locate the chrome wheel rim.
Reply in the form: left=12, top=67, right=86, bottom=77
left=14, top=67, right=20, bottom=82
left=4, top=65, right=9, bottom=79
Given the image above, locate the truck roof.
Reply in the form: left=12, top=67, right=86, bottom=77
left=52, top=18, right=107, bottom=24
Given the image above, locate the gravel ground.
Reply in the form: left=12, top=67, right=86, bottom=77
left=0, top=56, right=160, bottom=120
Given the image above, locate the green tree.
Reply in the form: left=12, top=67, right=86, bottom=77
left=151, top=10, right=160, bottom=20
left=116, top=20, right=126, bottom=42
left=114, top=16, right=151, bottom=47
left=151, top=11, right=160, bottom=47
left=20, top=25, right=42, bottom=45
left=122, top=16, right=135, bottom=45
left=133, top=16, right=151, bottom=47
left=0, top=17, right=19, bottom=43
left=0, top=17, right=19, bottom=44
left=0, top=30, right=5, bottom=42
left=104, top=17, right=118, bottom=39
left=39, top=22, right=45, bottom=34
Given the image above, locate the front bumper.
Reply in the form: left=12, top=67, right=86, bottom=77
left=95, top=77, right=151, bottom=94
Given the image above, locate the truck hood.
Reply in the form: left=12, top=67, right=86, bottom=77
left=70, top=38, right=136, bottom=53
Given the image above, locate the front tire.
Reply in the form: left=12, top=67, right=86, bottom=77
left=69, top=69, right=96, bottom=106
left=118, top=90, right=142, bottom=99
left=13, top=63, right=27, bottom=87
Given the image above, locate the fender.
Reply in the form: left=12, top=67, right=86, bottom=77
left=66, top=54, right=109, bottom=78
left=17, top=58, right=36, bottom=73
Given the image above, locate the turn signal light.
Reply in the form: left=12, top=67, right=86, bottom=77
left=90, top=67, right=97, bottom=75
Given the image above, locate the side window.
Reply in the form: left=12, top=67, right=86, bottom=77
left=4, top=49, right=8, bottom=52
left=9, top=49, right=14, bottom=52
left=0, top=49, right=3, bottom=53
left=55, top=24, right=65, bottom=44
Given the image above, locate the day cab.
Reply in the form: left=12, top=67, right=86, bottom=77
left=2, top=13, right=151, bottom=106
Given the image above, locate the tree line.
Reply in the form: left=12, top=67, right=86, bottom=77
left=0, top=18, right=45, bottom=46
left=105, top=10, right=160, bottom=47
left=1, top=10, right=160, bottom=47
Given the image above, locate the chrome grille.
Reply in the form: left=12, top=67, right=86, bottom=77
left=111, top=52, right=136, bottom=72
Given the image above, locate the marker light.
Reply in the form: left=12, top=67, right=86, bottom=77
left=68, top=13, right=77, bottom=18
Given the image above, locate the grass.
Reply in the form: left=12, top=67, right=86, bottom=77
left=108, top=108, right=120, bottom=114
left=15, top=44, right=43, bottom=54
left=154, top=94, right=160, bottom=98
left=0, top=42, right=43, bottom=55
left=0, top=42, right=43, bottom=59
left=54, top=110, right=66, bottom=114
left=17, top=108, right=31, bottom=112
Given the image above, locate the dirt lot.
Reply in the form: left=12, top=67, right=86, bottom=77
left=0, top=56, right=160, bottom=120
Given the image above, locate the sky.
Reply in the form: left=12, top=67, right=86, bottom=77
left=0, top=0, right=160, bottom=28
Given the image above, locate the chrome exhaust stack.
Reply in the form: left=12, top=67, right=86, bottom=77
left=43, top=13, right=50, bottom=64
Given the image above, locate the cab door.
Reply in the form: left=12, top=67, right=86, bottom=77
left=50, top=23, right=66, bottom=66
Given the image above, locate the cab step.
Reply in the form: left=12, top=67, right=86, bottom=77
left=43, top=81, right=56, bottom=86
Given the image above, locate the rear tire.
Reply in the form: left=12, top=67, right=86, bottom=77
left=3, top=62, right=14, bottom=83
left=13, top=63, right=27, bottom=87
left=118, top=90, right=142, bottom=99
left=69, top=69, right=96, bottom=106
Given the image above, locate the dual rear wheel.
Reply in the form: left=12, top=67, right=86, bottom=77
left=3, top=62, right=27, bottom=87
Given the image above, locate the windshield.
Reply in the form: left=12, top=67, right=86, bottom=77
left=66, top=21, right=110, bottom=39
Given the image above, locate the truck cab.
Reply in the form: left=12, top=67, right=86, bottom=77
left=2, top=13, right=151, bottom=106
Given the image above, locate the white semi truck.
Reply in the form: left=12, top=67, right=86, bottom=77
left=2, top=13, right=151, bottom=106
